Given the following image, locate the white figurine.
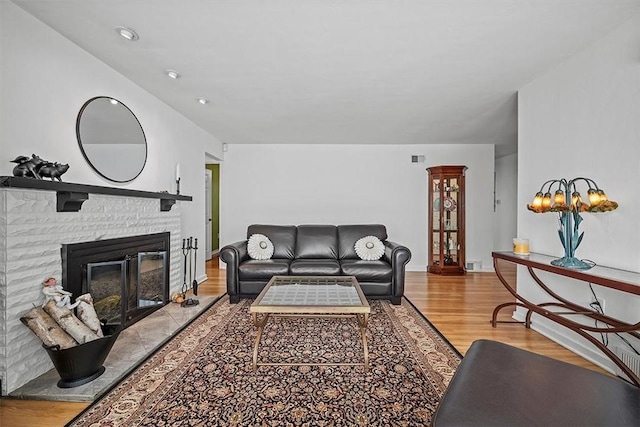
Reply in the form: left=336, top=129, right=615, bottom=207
left=42, top=277, right=79, bottom=309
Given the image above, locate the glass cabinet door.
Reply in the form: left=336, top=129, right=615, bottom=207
left=431, top=176, right=441, bottom=267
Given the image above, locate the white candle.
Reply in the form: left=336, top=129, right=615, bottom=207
left=176, top=163, right=181, bottom=181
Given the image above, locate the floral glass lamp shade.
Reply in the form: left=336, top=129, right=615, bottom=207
left=527, top=177, right=618, bottom=270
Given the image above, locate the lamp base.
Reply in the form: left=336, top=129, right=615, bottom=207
left=550, top=256, right=593, bottom=270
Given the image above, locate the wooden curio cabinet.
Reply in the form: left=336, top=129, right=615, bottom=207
left=427, top=165, right=466, bottom=275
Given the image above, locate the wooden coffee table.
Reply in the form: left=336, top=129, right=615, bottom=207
left=250, top=276, right=371, bottom=371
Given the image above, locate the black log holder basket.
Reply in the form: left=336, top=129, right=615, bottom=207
left=43, top=324, right=121, bottom=388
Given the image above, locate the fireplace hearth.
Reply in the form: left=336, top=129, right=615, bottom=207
left=62, top=233, right=170, bottom=329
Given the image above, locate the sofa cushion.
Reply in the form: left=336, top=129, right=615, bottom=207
left=340, top=259, right=392, bottom=282
left=289, top=259, right=341, bottom=276
left=238, top=259, right=290, bottom=281
left=338, top=225, right=388, bottom=259
left=295, top=225, right=338, bottom=259
left=247, top=225, right=297, bottom=259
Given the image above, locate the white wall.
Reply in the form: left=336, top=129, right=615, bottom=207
left=494, top=153, right=518, bottom=251
left=518, top=15, right=640, bottom=373
left=220, top=144, right=495, bottom=271
left=0, top=2, right=222, bottom=281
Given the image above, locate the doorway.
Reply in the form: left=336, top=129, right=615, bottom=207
left=205, top=164, right=220, bottom=259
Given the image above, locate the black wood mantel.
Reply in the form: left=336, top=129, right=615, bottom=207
left=0, top=176, right=192, bottom=212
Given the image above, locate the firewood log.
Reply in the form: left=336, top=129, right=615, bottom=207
left=76, top=293, right=104, bottom=337
left=43, top=300, right=100, bottom=344
left=20, top=307, right=78, bottom=349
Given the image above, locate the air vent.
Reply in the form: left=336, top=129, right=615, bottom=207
left=466, top=261, right=482, bottom=271
left=411, top=155, right=425, bottom=163
left=613, top=346, right=640, bottom=380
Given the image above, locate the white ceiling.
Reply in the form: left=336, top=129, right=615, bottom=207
left=12, top=0, right=640, bottom=157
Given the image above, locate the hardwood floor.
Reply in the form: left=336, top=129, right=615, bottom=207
left=0, top=260, right=607, bottom=426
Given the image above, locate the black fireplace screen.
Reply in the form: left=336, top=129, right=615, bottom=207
left=86, top=251, right=166, bottom=326
left=62, top=232, right=171, bottom=329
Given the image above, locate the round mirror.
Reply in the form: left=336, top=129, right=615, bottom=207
left=76, top=97, right=147, bottom=183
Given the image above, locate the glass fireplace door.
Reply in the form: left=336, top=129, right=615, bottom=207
left=86, top=260, right=127, bottom=326
left=136, top=251, right=167, bottom=308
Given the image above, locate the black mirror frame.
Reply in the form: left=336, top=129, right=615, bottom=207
left=76, top=96, right=148, bottom=183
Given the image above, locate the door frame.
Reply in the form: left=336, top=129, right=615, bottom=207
left=204, top=169, right=213, bottom=260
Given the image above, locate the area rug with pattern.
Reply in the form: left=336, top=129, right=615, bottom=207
left=69, top=296, right=461, bottom=426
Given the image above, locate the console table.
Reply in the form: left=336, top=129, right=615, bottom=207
left=491, top=251, right=640, bottom=387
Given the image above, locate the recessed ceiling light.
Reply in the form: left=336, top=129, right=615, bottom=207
left=116, top=27, right=139, bottom=41
left=165, top=69, right=180, bottom=79
left=197, top=97, right=209, bottom=105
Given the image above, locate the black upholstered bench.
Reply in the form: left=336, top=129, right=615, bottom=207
left=432, top=339, right=640, bottom=427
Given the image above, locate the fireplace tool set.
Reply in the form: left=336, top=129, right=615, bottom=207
left=181, top=237, right=200, bottom=307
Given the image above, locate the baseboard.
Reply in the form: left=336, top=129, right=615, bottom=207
left=405, top=265, right=495, bottom=273
left=512, top=311, right=617, bottom=375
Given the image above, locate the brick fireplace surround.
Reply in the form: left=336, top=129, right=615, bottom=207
left=0, top=178, right=190, bottom=395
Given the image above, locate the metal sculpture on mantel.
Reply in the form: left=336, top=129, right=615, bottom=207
left=11, top=153, right=69, bottom=181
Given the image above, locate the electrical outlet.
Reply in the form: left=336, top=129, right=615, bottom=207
left=590, top=297, right=605, bottom=313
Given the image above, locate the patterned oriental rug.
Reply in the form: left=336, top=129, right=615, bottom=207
left=69, top=297, right=461, bottom=426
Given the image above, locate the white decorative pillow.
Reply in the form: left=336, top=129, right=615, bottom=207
left=247, top=234, right=274, bottom=260
left=354, top=236, right=385, bottom=261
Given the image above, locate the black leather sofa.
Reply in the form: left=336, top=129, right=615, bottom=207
left=220, top=224, right=411, bottom=304
left=432, top=339, right=640, bottom=426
